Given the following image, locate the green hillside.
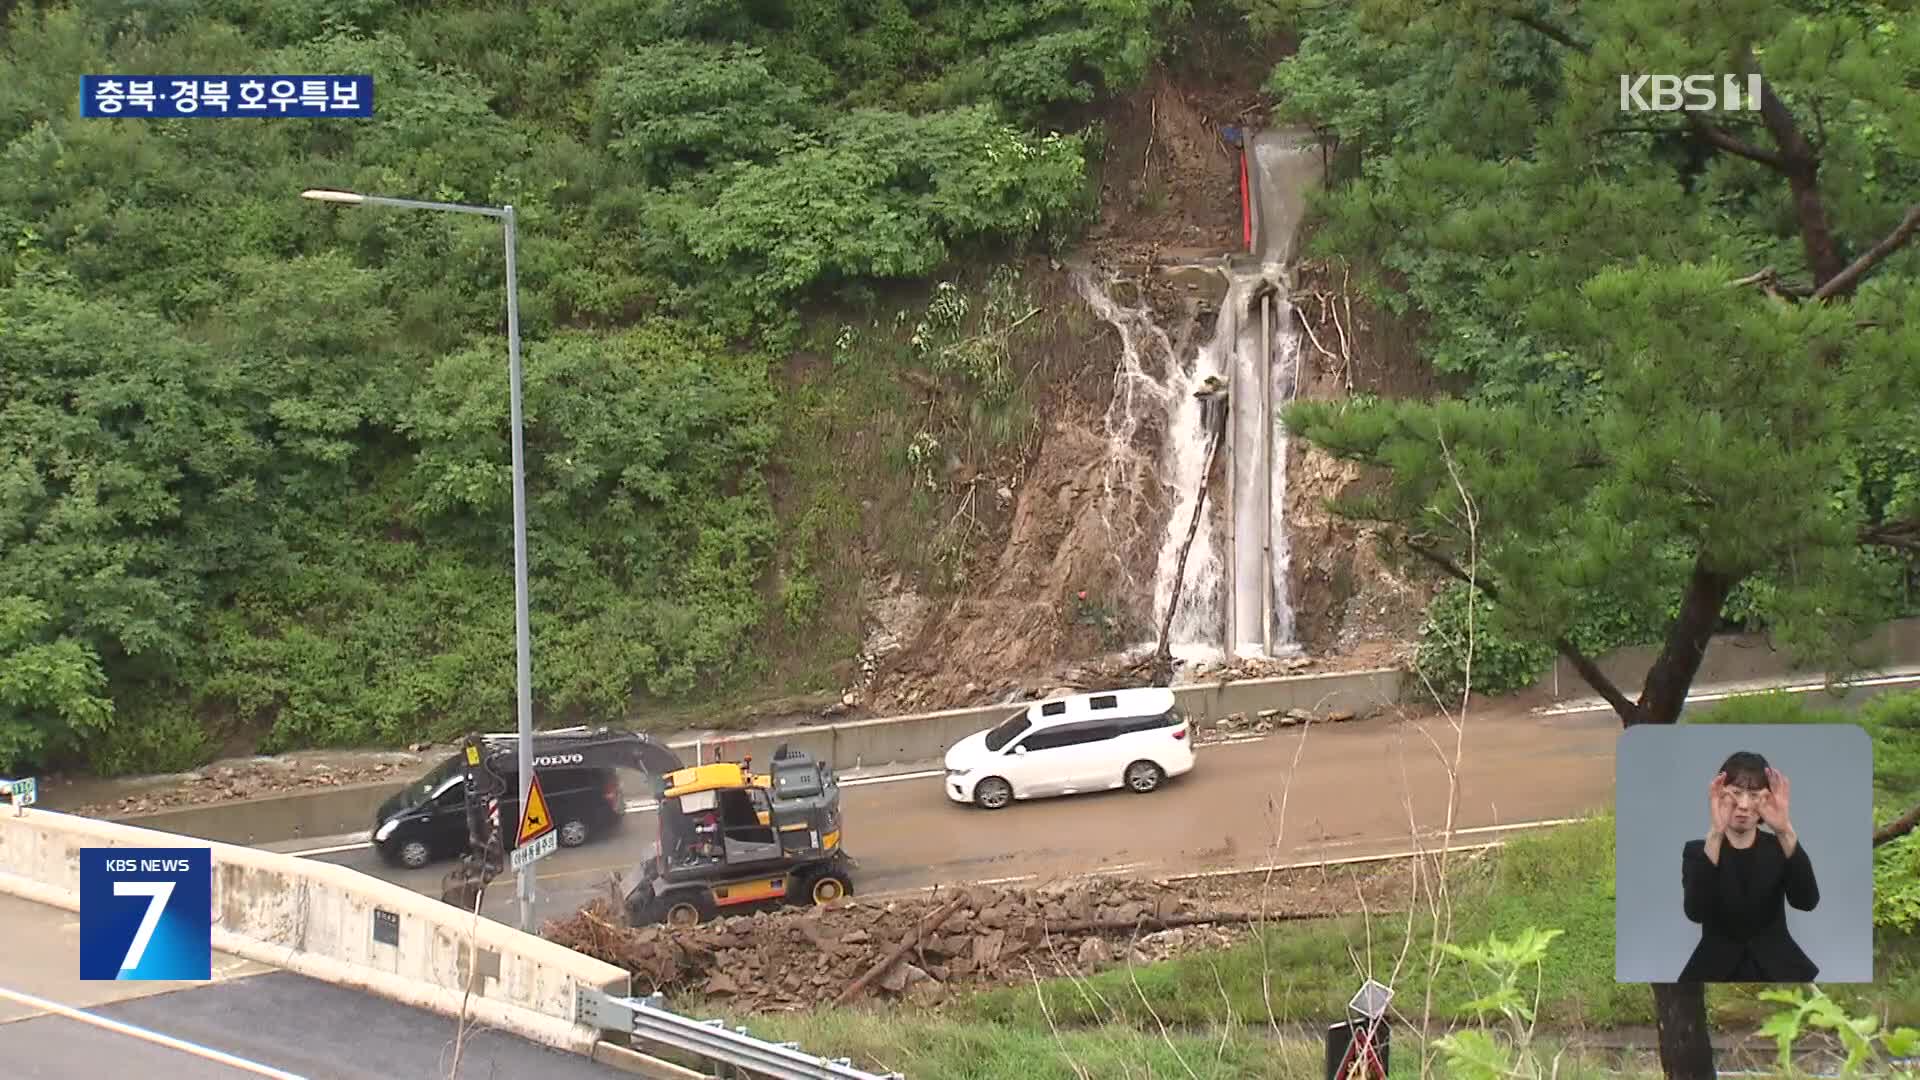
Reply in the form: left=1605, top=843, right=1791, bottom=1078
left=4, top=0, right=1918, bottom=776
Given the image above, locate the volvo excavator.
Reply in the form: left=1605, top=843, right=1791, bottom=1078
left=439, top=726, right=855, bottom=927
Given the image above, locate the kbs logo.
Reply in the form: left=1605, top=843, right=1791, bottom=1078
left=79, top=847, right=212, bottom=980
left=1619, top=74, right=1763, bottom=112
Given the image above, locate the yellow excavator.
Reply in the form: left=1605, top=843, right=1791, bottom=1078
left=439, top=728, right=854, bottom=927
left=624, top=746, right=855, bottom=927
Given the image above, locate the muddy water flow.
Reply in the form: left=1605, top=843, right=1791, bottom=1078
left=1079, top=126, right=1322, bottom=664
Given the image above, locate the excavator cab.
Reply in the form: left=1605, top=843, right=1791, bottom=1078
left=624, top=743, right=854, bottom=928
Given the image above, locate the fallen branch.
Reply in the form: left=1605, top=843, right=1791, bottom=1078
left=1042, top=910, right=1320, bottom=935
left=1874, top=801, right=1920, bottom=848
left=1151, top=410, right=1227, bottom=686
left=833, top=893, right=968, bottom=1006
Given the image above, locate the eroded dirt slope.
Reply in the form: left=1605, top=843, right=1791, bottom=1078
left=852, top=76, right=1438, bottom=715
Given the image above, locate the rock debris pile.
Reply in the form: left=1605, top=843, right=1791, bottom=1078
left=544, top=879, right=1306, bottom=1011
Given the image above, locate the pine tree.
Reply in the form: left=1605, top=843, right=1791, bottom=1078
left=1262, top=1, right=1920, bottom=1074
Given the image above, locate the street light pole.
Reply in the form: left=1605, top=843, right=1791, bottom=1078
left=301, top=189, right=539, bottom=932
left=500, top=204, right=537, bottom=933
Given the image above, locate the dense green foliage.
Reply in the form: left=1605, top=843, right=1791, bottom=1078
left=0, top=0, right=1182, bottom=772
left=1271, top=0, right=1920, bottom=710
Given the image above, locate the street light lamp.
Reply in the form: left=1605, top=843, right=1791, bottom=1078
left=301, top=187, right=538, bottom=932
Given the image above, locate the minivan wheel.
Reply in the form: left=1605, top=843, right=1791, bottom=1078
left=973, top=776, right=1014, bottom=810
left=558, top=819, right=590, bottom=847
left=1124, top=760, right=1165, bottom=794
left=398, top=840, right=433, bottom=869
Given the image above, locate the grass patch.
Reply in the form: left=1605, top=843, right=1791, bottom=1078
left=733, top=1008, right=1648, bottom=1080
left=951, top=818, right=1654, bottom=1032
left=944, top=816, right=1916, bottom=1035
left=734, top=1010, right=1327, bottom=1079
left=699, top=819, right=1914, bottom=1078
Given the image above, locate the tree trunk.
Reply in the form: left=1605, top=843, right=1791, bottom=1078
left=1622, top=559, right=1739, bottom=1078
left=1151, top=416, right=1228, bottom=687
left=1653, top=983, right=1717, bottom=1080
left=1752, top=74, right=1846, bottom=288
left=1630, top=555, right=1742, bottom=726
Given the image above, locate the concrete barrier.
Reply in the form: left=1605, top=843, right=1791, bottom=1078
left=0, top=807, right=630, bottom=1053
left=667, top=666, right=1410, bottom=771
left=110, top=778, right=406, bottom=848
left=107, top=666, right=1408, bottom=845
left=1534, top=616, right=1920, bottom=700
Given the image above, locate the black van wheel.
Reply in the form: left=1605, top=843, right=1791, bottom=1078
left=558, top=818, right=591, bottom=847
left=398, top=840, right=433, bottom=869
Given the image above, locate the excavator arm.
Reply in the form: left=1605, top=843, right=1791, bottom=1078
left=440, top=727, right=684, bottom=908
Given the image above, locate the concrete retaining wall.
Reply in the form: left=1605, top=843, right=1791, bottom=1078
left=684, top=666, right=1408, bottom=772
left=1534, top=616, right=1920, bottom=699
left=111, top=667, right=1407, bottom=844
left=0, top=807, right=629, bottom=1052
left=117, top=778, right=406, bottom=848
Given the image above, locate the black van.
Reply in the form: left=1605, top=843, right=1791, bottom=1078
left=370, top=753, right=627, bottom=869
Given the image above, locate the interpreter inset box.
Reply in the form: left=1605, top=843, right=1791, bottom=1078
left=1614, top=723, right=1873, bottom=984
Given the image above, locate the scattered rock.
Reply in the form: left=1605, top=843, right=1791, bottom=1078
left=543, top=878, right=1280, bottom=1013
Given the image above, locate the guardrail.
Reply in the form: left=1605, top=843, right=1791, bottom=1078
left=580, top=989, right=902, bottom=1080
left=0, top=806, right=895, bottom=1079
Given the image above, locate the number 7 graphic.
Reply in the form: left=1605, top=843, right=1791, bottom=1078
left=115, top=881, right=175, bottom=972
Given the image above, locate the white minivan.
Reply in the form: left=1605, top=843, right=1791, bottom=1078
left=943, top=686, right=1195, bottom=809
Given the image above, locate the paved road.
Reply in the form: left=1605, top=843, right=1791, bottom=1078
left=284, top=672, right=1920, bottom=927
left=0, top=894, right=622, bottom=1078
left=309, top=704, right=1623, bottom=925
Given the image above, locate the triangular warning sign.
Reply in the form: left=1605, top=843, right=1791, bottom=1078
left=516, top=771, right=555, bottom=846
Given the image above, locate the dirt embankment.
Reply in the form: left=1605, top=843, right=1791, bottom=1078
left=1281, top=257, right=1453, bottom=659
left=547, top=865, right=1418, bottom=1012
left=854, top=74, right=1441, bottom=715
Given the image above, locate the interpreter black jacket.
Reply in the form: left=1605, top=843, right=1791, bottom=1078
left=1677, top=829, right=1820, bottom=982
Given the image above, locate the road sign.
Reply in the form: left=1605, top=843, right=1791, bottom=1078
left=510, top=829, right=557, bottom=871
left=515, top=769, right=555, bottom=847
left=0, top=776, right=35, bottom=812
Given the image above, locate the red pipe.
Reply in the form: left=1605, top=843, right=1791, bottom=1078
left=1239, top=149, right=1252, bottom=251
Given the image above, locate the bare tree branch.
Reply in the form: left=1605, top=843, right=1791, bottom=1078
left=1401, top=537, right=1642, bottom=719
left=1859, top=519, right=1920, bottom=552
left=1507, top=12, right=1585, bottom=52
left=1685, top=115, right=1787, bottom=172
left=1811, top=204, right=1920, bottom=301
